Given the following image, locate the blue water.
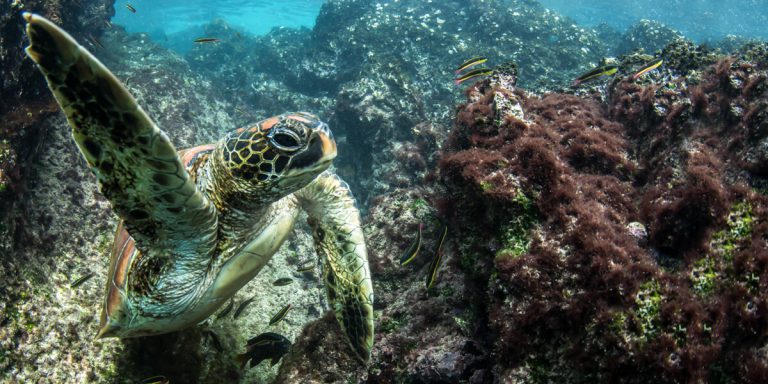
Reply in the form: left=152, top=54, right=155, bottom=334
left=113, top=0, right=767, bottom=53
left=113, top=0, right=323, bottom=51
left=536, top=0, right=768, bottom=43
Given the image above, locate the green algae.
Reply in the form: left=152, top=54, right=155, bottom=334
left=495, top=192, right=538, bottom=260
left=690, top=255, right=718, bottom=296
left=710, top=201, right=753, bottom=263
left=634, top=280, right=663, bottom=342
left=380, top=312, right=408, bottom=334
left=691, top=201, right=755, bottom=297
left=409, top=198, right=429, bottom=211
left=452, top=310, right=474, bottom=336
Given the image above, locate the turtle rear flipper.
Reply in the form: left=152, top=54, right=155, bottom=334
left=297, top=171, right=374, bottom=363
left=23, top=13, right=217, bottom=252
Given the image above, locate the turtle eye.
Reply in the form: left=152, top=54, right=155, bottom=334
left=269, top=131, right=302, bottom=152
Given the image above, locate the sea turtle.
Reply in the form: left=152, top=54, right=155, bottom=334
left=22, top=13, right=374, bottom=361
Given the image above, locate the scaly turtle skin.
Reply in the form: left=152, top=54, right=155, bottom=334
left=23, top=13, right=374, bottom=362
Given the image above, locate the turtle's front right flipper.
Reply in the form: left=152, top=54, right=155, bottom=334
left=23, top=13, right=216, bottom=252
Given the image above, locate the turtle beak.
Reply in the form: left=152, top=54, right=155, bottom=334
left=317, top=129, right=337, bottom=164
left=287, top=129, right=336, bottom=172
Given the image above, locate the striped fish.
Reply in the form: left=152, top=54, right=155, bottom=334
left=70, top=272, right=94, bottom=288
left=455, top=56, right=488, bottom=74
left=425, top=224, right=448, bottom=289
left=572, top=65, right=618, bottom=86
left=399, top=223, right=423, bottom=266
left=272, top=277, right=293, bottom=286
left=454, top=68, right=493, bottom=85
left=632, top=59, right=663, bottom=80
left=269, top=304, right=292, bottom=326
left=233, top=297, right=255, bottom=319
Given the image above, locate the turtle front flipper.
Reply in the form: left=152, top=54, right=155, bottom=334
left=296, top=171, right=374, bottom=363
left=23, top=13, right=217, bottom=252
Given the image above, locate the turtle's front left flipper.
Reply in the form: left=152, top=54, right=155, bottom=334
left=296, top=171, right=374, bottom=363
left=23, top=13, right=216, bottom=252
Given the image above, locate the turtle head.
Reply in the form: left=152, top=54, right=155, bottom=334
left=217, top=112, right=337, bottom=201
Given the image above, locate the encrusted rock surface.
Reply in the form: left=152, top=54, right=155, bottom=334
left=184, top=0, right=612, bottom=204
left=3, top=0, right=768, bottom=383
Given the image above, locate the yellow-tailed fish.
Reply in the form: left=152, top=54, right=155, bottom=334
left=572, top=65, right=618, bottom=86
left=125, top=3, right=136, bottom=13
left=233, top=297, right=255, bottom=319
left=269, top=304, right=292, bottom=326
left=216, top=298, right=234, bottom=319
left=455, top=56, right=488, bottom=74
left=426, top=224, right=448, bottom=289
left=632, top=59, right=663, bottom=80
left=399, top=223, right=423, bottom=266
left=70, top=272, right=94, bottom=288
left=272, top=277, right=293, bottom=286
left=297, top=263, right=314, bottom=273
left=141, top=376, right=169, bottom=384
left=193, top=37, right=220, bottom=44
left=454, top=68, right=493, bottom=85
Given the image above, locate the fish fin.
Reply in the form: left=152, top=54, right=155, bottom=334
left=235, top=353, right=250, bottom=370
left=23, top=13, right=217, bottom=255
left=295, top=171, right=374, bottom=363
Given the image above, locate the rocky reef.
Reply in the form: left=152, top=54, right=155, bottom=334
left=186, top=0, right=617, bottom=204
left=434, top=36, right=768, bottom=383
left=3, top=0, right=768, bottom=383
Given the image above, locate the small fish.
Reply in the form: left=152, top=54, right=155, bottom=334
left=455, top=56, right=488, bottom=74
left=70, top=272, right=94, bottom=288
left=296, top=263, right=314, bottom=273
left=236, top=332, right=291, bottom=369
left=104, top=19, right=113, bottom=29
left=216, top=298, right=234, bottom=319
left=204, top=330, right=223, bottom=352
left=88, top=34, right=104, bottom=49
left=572, top=65, right=618, bottom=86
left=141, top=376, right=169, bottom=384
left=269, top=304, right=292, bottom=326
left=426, top=224, right=448, bottom=289
left=454, top=68, right=494, bottom=85
left=272, top=277, right=293, bottom=286
left=125, top=3, right=136, bottom=13
left=233, top=297, right=255, bottom=319
left=632, top=59, right=663, bottom=80
left=399, top=223, right=423, bottom=266
left=193, top=37, right=220, bottom=44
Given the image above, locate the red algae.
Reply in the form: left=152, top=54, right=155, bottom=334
left=438, top=43, right=768, bottom=382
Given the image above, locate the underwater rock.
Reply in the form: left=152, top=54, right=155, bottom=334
left=618, top=19, right=685, bottom=55
left=5, top=1, right=768, bottom=383
left=439, top=38, right=768, bottom=382
left=182, top=0, right=612, bottom=206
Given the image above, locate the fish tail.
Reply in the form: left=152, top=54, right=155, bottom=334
left=235, top=353, right=249, bottom=370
